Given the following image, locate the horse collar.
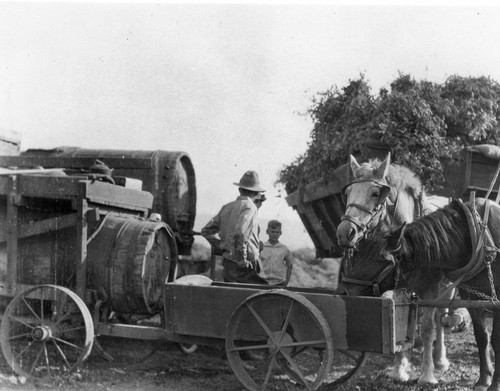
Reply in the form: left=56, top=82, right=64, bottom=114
left=446, top=198, right=498, bottom=284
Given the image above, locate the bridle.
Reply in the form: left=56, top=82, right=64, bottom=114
left=341, top=250, right=403, bottom=296
left=340, top=179, right=393, bottom=234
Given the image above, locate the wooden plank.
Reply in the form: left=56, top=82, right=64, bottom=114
left=15, top=176, right=81, bottom=198
left=302, top=208, right=336, bottom=253
left=381, top=298, right=395, bottom=354
left=0, top=213, right=76, bottom=243
left=19, top=214, right=76, bottom=240
left=85, top=180, right=153, bottom=214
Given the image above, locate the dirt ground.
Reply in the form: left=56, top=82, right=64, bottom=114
left=0, top=325, right=486, bottom=391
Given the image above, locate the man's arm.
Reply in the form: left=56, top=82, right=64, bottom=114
left=284, top=264, right=293, bottom=286
left=284, top=248, right=294, bottom=286
left=201, top=214, right=221, bottom=250
left=233, top=204, right=256, bottom=268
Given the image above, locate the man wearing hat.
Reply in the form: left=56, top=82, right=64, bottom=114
left=201, top=170, right=268, bottom=284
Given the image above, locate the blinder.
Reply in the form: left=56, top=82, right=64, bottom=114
left=341, top=179, right=392, bottom=208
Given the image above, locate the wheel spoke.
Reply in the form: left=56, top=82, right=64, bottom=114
left=226, top=342, right=270, bottom=353
left=6, top=314, right=36, bottom=330
left=20, top=297, right=41, bottom=323
left=28, top=343, right=44, bottom=377
left=263, top=354, right=278, bottom=387
left=13, top=339, right=36, bottom=361
left=51, top=337, right=84, bottom=352
left=52, top=339, right=72, bottom=369
left=43, top=343, right=52, bottom=377
left=40, top=289, right=45, bottom=324
left=59, top=325, right=86, bottom=334
left=279, top=350, right=311, bottom=388
left=8, top=332, right=32, bottom=341
left=53, top=312, right=73, bottom=328
left=279, top=300, right=294, bottom=340
left=244, top=303, right=277, bottom=343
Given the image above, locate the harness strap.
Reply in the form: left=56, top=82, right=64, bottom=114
left=345, top=202, right=373, bottom=214
left=446, top=197, right=496, bottom=282
left=340, top=214, right=366, bottom=231
left=342, top=262, right=397, bottom=296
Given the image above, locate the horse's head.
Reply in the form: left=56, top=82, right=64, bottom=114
left=337, top=153, right=392, bottom=248
left=338, top=222, right=405, bottom=297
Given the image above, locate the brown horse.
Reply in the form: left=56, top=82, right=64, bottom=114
left=339, top=198, right=500, bottom=391
left=336, top=152, right=451, bottom=384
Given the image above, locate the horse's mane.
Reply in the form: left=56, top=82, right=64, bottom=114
left=356, top=159, right=423, bottom=200
left=365, top=200, right=471, bottom=271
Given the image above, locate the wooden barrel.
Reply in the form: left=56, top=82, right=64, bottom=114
left=87, top=214, right=178, bottom=315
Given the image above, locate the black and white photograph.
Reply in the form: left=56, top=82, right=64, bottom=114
left=0, top=1, right=500, bottom=390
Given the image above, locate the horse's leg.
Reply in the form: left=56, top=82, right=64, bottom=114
left=391, top=351, right=411, bottom=382
left=488, top=309, right=500, bottom=391
left=433, top=307, right=450, bottom=372
left=432, top=283, right=454, bottom=372
left=468, top=307, right=492, bottom=390
left=418, top=306, right=439, bottom=384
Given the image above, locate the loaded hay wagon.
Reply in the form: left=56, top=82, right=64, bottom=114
left=286, top=142, right=500, bottom=259
left=0, top=144, right=421, bottom=390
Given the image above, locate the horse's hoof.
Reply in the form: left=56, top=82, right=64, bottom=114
left=417, top=375, right=438, bottom=385
left=391, top=369, right=410, bottom=382
left=434, top=358, right=450, bottom=372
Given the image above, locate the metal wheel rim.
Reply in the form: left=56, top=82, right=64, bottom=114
left=226, top=290, right=334, bottom=391
left=319, top=351, right=367, bottom=390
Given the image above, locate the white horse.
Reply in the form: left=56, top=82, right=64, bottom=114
left=336, top=152, right=452, bottom=384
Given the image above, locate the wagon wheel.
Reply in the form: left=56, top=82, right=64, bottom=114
left=0, top=285, right=94, bottom=378
left=319, top=350, right=367, bottom=390
left=226, top=290, right=334, bottom=391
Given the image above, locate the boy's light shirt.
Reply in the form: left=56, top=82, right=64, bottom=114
left=259, top=240, right=294, bottom=285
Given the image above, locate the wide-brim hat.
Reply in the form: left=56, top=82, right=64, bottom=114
left=233, top=170, right=266, bottom=192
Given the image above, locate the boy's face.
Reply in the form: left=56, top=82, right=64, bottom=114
left=267, top=228, right=282, bottom=242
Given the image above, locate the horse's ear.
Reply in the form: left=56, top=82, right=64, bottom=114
left=388, top=221, right=405, bottom=251
left=349, top=155, right=361, bottom=180
left=374, top=152, right=391, bottom=181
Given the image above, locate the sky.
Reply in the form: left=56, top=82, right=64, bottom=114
left=1, top=2, right=500, bottom=249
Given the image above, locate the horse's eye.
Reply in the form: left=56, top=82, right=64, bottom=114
left=372, top=191, right=380, bottom=199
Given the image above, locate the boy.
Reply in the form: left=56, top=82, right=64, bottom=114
left=259, top=220, right=294, bottom=286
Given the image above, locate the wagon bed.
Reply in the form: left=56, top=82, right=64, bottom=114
left=156, top=281, right=415, bottom=390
